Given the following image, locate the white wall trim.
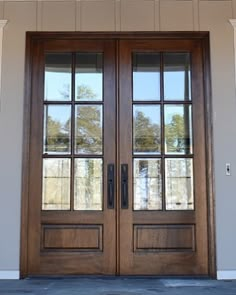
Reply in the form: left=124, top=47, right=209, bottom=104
left=0, top=20, right=8, bottom=112
left=0, top=271, right=20, bottom=280
left=217, top=270, right=236, bottom=280
left=229, top=19, right=236, bottom=28
left=0, top=20, right=8, bottom=29
left=229, top=19, right=236, bottom=97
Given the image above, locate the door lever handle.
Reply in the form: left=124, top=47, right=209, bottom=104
left=121, top=164, right=128, bottom=209
left=107, top=164, right=115, bottom=209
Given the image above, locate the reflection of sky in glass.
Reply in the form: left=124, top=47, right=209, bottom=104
left=133, top=52, right=160, bottom=101
left=164, top=71, right=191, bottom=100
left=165, top=104, right=184, bottom=124
left=45, top=72, right=71, bottom=101
left=133, top=72, right=160, bottom=101
left=45, top=71, right=103, bottom=101
left=134, top=104, right=160, bottom=124
left=75, top=73, right=103, bottom=101
left=164, top=52, right=191, bottom=101
left=45, top=105, right=71, bottom=125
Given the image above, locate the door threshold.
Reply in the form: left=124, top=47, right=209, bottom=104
left=25, top=275, right=211, bottom=280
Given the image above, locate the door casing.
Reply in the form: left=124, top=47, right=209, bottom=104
left=20, top=31, right=215, bottom=278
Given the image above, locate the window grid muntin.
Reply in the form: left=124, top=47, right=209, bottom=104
left=42, top=52, right=104, bottom=211
left=132, top=51, right=194, bottom=211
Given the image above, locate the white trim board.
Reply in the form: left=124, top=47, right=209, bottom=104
left=0, top=271, right=20, bottom=280
left=0, top=20, right=8, bottom=112
left=217, top=270, right=236, bottom=280
left=230, top=19, right=236, bottom=100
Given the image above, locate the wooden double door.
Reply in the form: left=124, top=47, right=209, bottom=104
left=23, top=33, right=212, bottom=276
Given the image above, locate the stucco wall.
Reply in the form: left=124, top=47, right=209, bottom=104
left=0, top=0, right=235, bottom=279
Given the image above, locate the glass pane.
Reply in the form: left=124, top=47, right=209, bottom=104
left=75, top=105, right=103, bottom=155
left=165, top=159, right=194, bottom=210
left=134, top=159, right=162, bottom=210
left=42, top=158, right=70, bottom=210
left=133, top=105, right=161, bottom=154
left=44, top=105, right=71, bottom=154
left=74, top=158, right=103, bottom=210
left=164, top=105, right=192, bottom=154
left=75, top=53, right=103, bottom=101
left=44, top=53, right=72, bottom=101
left=164, top=53, right=191, bottom=101
left=133, top=53, right=160, bottom=101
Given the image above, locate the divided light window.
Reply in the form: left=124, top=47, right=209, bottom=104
left=132, top=52, right=194, bottom=211
left=42, top=52, right=104, bottom=211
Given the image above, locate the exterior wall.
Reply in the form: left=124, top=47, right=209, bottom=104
left=0, top=0, right=235, bottom=279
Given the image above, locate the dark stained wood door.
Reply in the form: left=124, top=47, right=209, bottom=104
left=23, top=33, right=211, bottom=276
left=27, top=38, right=117, bottom=275
left=118, top=39, right=209, bottom=275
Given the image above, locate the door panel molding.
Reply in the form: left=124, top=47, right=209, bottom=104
left=21, top=32, right=215, bottom=278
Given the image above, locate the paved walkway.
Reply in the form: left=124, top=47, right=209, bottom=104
left=0, top=277, right=236, bottom=295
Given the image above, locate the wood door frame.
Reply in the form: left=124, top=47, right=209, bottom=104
left=20, top=31, right=215, bottom=278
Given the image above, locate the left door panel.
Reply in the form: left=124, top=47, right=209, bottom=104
left=27, top=39, right=116, bottom=275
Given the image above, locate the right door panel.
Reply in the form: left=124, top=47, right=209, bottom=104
left=119, top=39, right=208, bottom=275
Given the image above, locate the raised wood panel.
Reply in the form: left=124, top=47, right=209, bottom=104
left=134, top=225, right=195, bottom=252
left=42, top=225, right=103, bottom=251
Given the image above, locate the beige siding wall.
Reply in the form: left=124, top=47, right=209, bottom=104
left=0, top=0, right=235, bottom=275
left=199, top=1, right=236, bottom=271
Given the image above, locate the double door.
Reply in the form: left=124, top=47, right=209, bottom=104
left=25, top=34, right=209, bottom=276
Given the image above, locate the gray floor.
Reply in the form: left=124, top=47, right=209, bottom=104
left=1, top=277, right=236, bottom=295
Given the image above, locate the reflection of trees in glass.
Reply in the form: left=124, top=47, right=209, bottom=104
left=134, top=111, right=161, bottom=153
left=166, top=159, right=193, bottom=210
left=60, top=82, right=98, bottom=101
left=165, top=114, right=190, bottom=154
left=42, top=159, right=70, bottom=210
left=59, top=83, right=70, bottom=100
left=75, top=106, right=102, bottom=154
left=44, top=78, right=103, bottom=210
left=76, top=84, right=97, bottom=100
left=74, top=159, right=102, bottom=210
left=45, top=85, right=102, bottom=154
left=45, top=115, right=70, bottom=153
left=84, top=159, right=94, bottom=208
left=75, top=83, right=102, bottom=154
left=134, top=160, right=162, bottom=210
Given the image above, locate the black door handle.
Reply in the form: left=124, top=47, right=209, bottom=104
left=107, top=164, right=115, bottom=209
left=121, top=164, right=128, bottom=209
